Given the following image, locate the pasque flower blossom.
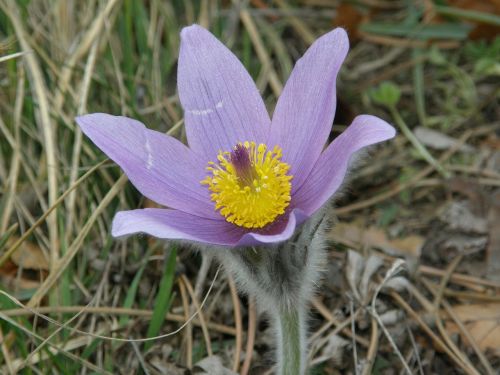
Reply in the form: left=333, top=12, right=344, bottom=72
left=78, top=25, right=396, bottom=375
left=76, top=25, right=395, bottom=247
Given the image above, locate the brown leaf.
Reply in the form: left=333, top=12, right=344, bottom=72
left=330, top=222, right=424, bottom=259
left=0, top=259, right=42, bottom=293
left=487, top=191, right=500, bottom=280
left=482, top=134, right=500, bottom=151
left=0, top=270, right=41, bottom=292
left=445, top=303, right=500, bottom=355
left=332, top=3, right=366, bottom=41
left=9, top=238, right=49, bottom=271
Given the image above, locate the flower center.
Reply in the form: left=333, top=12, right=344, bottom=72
left=201, top=141, right=293, bottom=228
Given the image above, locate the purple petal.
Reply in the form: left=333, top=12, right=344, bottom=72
left=292, top=115, right=396, bottom=215
left=268, top=28, right=349, bottom=192
left=77, top=113, right=219, bottom=219
left=113, top=208, right=244, bottom=246
left=236, top=209, right=308, bottom=246
left=112, top=208, right=307, bottom=247
left=178, top=25, right=271, bottom=160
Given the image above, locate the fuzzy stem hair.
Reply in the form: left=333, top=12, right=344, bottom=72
left=276, top=305, right=306, bottom=375
left=203, top=208, right=330, bottom=374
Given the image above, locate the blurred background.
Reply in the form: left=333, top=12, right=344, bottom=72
left=0, top=0, right=499, bottom=374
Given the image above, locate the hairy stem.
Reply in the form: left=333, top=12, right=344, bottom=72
left=208, top=209, right=329, bottom=374
left=276, top=306, right=306, bottom=375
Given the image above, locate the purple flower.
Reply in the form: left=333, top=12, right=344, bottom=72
left=76, top=25, right=395, bottom=247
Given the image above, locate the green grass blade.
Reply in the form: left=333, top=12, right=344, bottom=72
left=144, top=246, right=177, bottom=351
left=119, top=0, right=135, bottom=96
left=413, top=48, right=426, bottom=126
left=435, top=5, right=500, bottom=26
left=132, top=1, right=149, bottom=57
left=118, top=249, right=151, bottom=327
left=360, top=22, right=472, bottom=40
left=0, top=223, right=18, bottom=251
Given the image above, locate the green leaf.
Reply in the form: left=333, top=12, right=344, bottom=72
left=377, top=203, right=399, bottom=228
left=360, top=22, right=472, bottom=40
left=435, top=5, right=500, bottom=27
left=370, top=82, right=401, bottom=107
left=475, top=58, right=500, bottom=76
left=428, top=46, right=447, bottom=66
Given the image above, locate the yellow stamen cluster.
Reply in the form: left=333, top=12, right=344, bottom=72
left=201, top=141, right=293, bottom=228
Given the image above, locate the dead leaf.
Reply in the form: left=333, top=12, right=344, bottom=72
left=8, top=238, right=49, bottom=270
left=444, top=179, right=500, bottom=278
left=149, top=357, right=186, bottom=375
left=0, top=261, right=41, bottom=292
left=379, top=309, right=404, bottom=325
left=487, top=191, right=500, bottom=280
left=0, top=241, right=46, bottom=295
left=445, top=303, right=500, bottom=355
left=330, top=222, right=424, bottom=259
left=482, top=134, right=500, bottom=151
left=193, top=356, right=237, bottom=375
left=442, top=235, right=488, bottom=254
left=318, top=334, right=349, bottom=367
left=414, top=127, right=474, bottom=153
left=332, top=2, right=366, bottom=40
left=346, top=249, right=364, bottom=302
left=439, top=201, right=488, bottom=234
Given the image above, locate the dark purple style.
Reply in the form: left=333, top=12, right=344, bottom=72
left=230, top=144, right=255, bottom=185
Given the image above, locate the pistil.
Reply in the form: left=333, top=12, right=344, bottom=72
left=201, top=141, right=293, bottom=229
